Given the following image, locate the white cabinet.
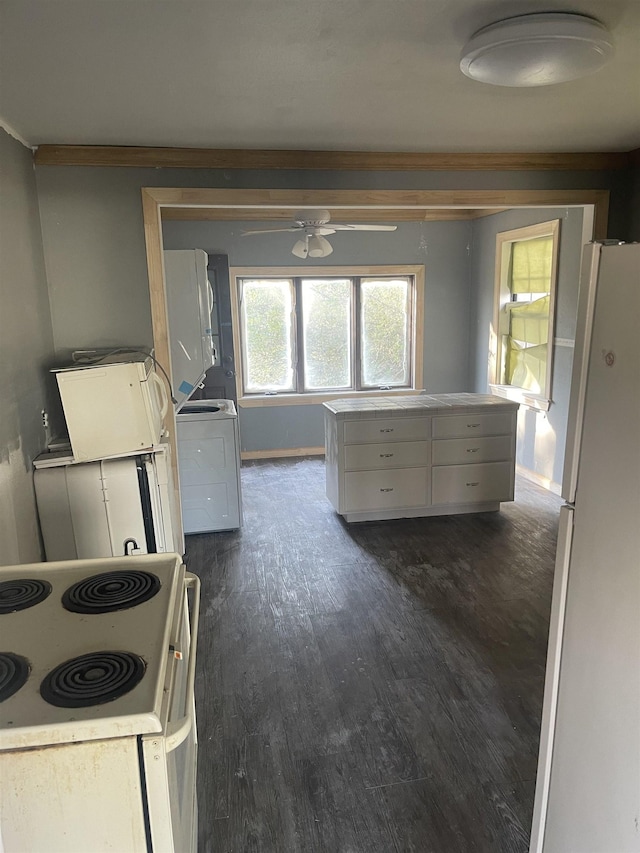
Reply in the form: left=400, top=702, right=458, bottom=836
left=176, top=401, right=242, bottom=533
left=324, top=394, right=517, bottom=522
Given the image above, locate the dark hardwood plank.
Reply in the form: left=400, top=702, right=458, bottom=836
left=189, top=457, right=561, bottom=852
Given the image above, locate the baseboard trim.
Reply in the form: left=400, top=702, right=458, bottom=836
left=241, top=446, right=325, bottom=460
left=516, top=464, right=562, bottom=496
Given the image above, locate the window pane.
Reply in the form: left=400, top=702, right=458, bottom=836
left=301, top=279, right=351, bottom=390
left=503, top=235, right=553, bottom=395
left=360, top=278, right=410, bottom=387
left=510, top=236, right=553, bottom=294
left=241, top=279, right=294, bottom=392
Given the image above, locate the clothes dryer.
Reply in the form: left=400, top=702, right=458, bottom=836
left=176, top=400, right=242, bottom=533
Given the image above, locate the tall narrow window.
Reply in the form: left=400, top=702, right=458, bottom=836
left=240, top=278, right=294, bottom=393
left=360, top=277, right=411, bottom=388
left=300, top=278, right=352, bottom=391
left=234, top=267, right=423, bottom=399
left=491, top=220, right=560, bottom=408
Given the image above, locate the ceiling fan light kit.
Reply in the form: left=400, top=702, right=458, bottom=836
left=459, top=12, right=614, bottom=87
left=242, top=209, right=397, bottom=259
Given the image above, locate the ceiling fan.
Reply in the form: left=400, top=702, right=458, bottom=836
left=241, top=209, right=397, bottom=258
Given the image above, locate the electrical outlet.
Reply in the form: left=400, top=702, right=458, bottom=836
left=41, top=410, right=49, bottom=429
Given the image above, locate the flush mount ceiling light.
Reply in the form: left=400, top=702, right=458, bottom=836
left=460, top=12, right=614, bottom=87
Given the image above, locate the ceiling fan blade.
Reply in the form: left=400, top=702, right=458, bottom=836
left=312, top=227, right=336, bottom=236
left=330, top=224, right=398, bottom=231
left=241, top=227, right=301, bottom=236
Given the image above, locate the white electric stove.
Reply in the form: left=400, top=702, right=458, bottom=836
left=0, top=554, right=200, bottom=853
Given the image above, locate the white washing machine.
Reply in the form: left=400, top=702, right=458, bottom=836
left=176, top=399, right=242, bottom=533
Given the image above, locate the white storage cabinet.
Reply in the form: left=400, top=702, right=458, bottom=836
left=176, top=400, right=242, bottom=533
left=324, top=394, right=518, bottom=523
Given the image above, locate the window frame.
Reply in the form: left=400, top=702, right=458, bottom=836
left=230, top=265, right=425, bottom=406
left=489, top=220, right=560, bottom=412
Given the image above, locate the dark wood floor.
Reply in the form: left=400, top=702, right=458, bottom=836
left=186, top=457, right=562, bottom=853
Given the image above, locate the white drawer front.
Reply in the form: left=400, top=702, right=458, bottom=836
left=344, top=441, right=429, bottom=471
left=345, top=468, right=428, bottom=512
left=432, top=461, right=513, bottom=505
left=432, top=412, right=513, bottom=439
left=343, top=417, right=429, bottom=444
left=432, top=435, right=513, bottom=466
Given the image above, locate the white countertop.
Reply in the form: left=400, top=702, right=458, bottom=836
left=323, top=393, right=519, bottom=418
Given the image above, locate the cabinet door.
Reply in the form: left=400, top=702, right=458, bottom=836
left=345, top=468, right=428, bottom=512
left=431, top=461, right=513, bottom=505
left=177, top=419, right=240, bottom=532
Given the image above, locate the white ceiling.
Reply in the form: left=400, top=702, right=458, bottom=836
left=1, top=0, right=639, bottom=152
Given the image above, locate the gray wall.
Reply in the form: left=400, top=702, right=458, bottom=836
left=0, top=129, right=56, bottom=564
left=469, top=207, right=585, bottom=487
left=163, top=218, right=472, bottom=452
left=34, top=163, right=630, bottom=357
left=32, top=163, right=629, bottom=458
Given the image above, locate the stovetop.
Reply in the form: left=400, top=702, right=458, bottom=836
left=0, top=554, right=184, bottom=751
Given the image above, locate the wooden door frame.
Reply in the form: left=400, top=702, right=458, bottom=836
left=141, top=186, right=608, bottom=475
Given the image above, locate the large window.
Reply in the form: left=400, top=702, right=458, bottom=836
left=232, top=266, right=423, bottom=400
left=490, top=220, right=560, bottom=409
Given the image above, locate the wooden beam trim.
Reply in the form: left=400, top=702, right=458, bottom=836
left=160, top=206, right=485, bottom=222
left=34, top=144, right=631, bottom=172
left=145, top=187, right=609, bottom=210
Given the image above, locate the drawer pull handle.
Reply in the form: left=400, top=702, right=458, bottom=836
left=467, top=423, right=481, bottom=428
left=380, top=428, right=394, bottom=433
left=380, top=487, right=394, bottom=492
left=466, top=448, right=479, bottom=453
left=380, top=453, right=394, bottom=458
left=466, top=481, right=480, bottom=487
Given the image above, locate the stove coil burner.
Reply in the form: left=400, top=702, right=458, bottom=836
left=62, top=570, right=161, bottom=614
left=0, top=578, right=52, bottom=614
left=40, top=651, right=146, bottom=708
left=0, top=652, right=30, bottom=702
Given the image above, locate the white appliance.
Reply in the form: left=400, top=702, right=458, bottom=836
left=0, top=553, right=199, bottom=853
left=530, top=242, right=640, bottom=852
left=34, top=440, right=184, bottom=560
left=53, top=352, right=168, bottom=462
left=164, top=249, right=218, bottom=411
left=177, top=399, right=243, bottom=533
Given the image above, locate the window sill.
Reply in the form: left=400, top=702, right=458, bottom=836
left=489, top=385, right=551, bottom=412
left=238, top=389, right=425, bottom=408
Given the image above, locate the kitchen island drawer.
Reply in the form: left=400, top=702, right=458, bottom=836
left=432, top=461, right=513, bottom=505
left=345, top=468, right=428, bottom=512
left=344, top=440, right=430, bottom=471
left=432, top=435, right=513, bottom=466
left=432, top=412, right=513, bottom=439
left=344, top=417, right=429, bottom=444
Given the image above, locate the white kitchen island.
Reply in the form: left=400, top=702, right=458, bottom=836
left=324, top=393, right=519, bottom=522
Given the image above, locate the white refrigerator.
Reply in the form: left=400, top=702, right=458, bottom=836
left=530, top=242, right=640, bottom=852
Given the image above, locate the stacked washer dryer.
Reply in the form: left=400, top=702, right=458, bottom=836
left=176, top=400, right=242, bottom=533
